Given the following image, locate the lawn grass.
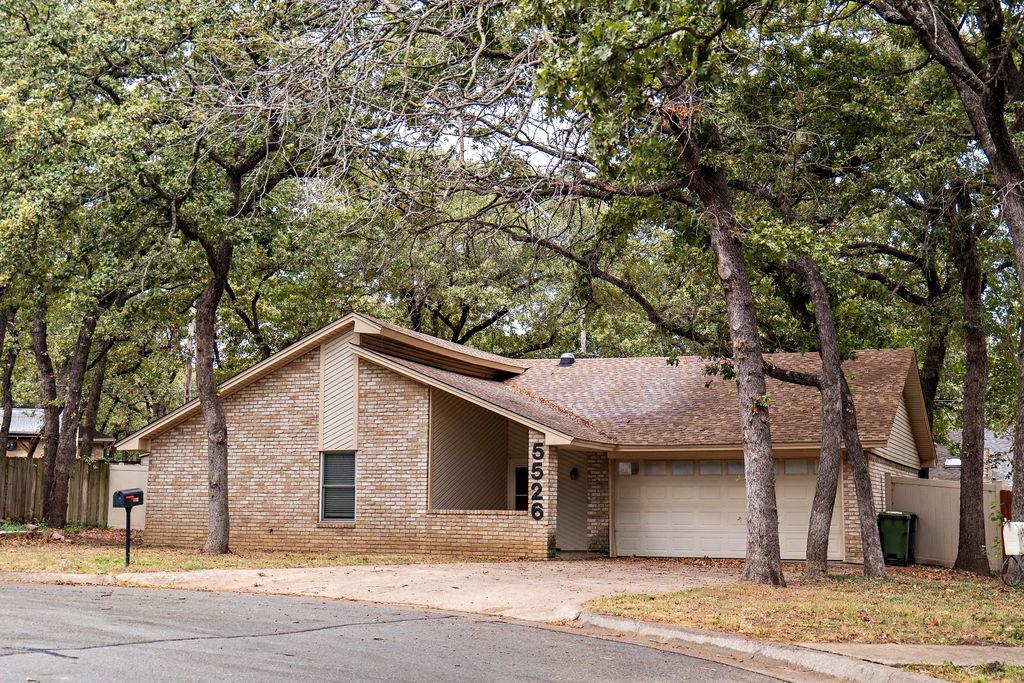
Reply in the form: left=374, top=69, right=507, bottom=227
left=0, top=530, right=489, bottom=574
left=586, top=566, right=1024, bottom=646
left=903, top=664, right=1024, bottom=682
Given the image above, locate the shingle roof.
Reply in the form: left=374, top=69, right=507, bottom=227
left=504, top=349, right=913, bottom=447
left=368, top=346, right=916, bottom=448
left=115, top=311, right=924, bottom=453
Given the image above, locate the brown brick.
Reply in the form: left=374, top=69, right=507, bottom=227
left=147, top=352, right=551, bottom=559
left=841, top=453, right=917, bottom=563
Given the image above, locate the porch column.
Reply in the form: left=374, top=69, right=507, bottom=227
left=586, top=451, right=610, bottom=553
left=527, top=429, right=557, bottom=558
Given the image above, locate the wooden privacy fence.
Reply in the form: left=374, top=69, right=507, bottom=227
left=0, top=458, right=110, bottom=524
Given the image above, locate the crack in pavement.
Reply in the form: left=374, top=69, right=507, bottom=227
left=0, top=613, right=456, bottom=660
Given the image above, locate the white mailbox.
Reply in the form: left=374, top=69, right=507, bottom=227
left=1003, top=521, right=1024, bottom=557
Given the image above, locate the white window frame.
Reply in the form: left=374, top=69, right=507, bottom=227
left=617, top=461, right=640, bottom=476
left=320, top=451, right=357, bottom=522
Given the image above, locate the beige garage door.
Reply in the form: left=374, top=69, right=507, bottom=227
left=613, top=459, right=843, bottom=560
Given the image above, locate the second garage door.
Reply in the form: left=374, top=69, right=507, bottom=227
left=613, top=458, right=843, bottom=560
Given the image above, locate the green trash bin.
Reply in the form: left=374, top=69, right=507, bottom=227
left=877, top=511, right=917, bottom=566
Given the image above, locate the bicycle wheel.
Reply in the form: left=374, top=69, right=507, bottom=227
left=1002, top=556, right=1023, bottom=587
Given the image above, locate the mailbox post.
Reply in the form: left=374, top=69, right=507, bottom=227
left=112, top=488, right=144, bottom=567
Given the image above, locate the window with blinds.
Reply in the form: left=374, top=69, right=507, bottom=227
left=321, top=452, right=356, bottom=521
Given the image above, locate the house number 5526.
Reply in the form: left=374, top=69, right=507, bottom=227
left=530, top=442, right=545, bottom=520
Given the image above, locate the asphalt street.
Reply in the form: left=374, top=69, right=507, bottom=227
left=0, top=584, right=776, bottom=682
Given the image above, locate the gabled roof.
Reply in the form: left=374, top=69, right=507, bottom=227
left=117, top=312, right=933, bottom=459
left=116, top=312, right=524, bottom=450
left=507, top=350, right=916, bottom=449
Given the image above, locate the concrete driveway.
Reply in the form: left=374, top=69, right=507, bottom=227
left=119, top=558, right=738, bottom=622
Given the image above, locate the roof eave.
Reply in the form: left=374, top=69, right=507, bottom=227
left=377, top=327, right=526, bottom=375
left=900, top=351, right=937, bottom=467
left=587, top=440, right=888, bottom=454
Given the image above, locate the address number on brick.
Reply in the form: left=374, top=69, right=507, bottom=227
left=530, top=442, right=544, bottom=520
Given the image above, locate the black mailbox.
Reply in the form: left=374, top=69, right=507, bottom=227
left=113, top=488, right=144, bottom=509
left=113, top=488, right=144, bottom=567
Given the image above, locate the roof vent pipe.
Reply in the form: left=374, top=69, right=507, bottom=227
left=559, top=353, right=576, bottom=366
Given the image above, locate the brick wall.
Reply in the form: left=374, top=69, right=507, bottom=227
left=841, top=453, right=918, bottom=563
left=586, top=451, right=609, bottom=552
left=147, top=351, right=551, bottom=559
left=534, top=431, right=557, bottom=557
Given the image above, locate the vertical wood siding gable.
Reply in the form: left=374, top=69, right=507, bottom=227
left=321, top=333, right=357, bottom=451
left=873, top=399, right=920, bottom=469
left=556, top=450, right=588, bottom=551
left=429, top=388, right=508, bottom=509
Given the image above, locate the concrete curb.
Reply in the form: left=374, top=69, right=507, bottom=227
left=577, top=612, right=938, bottom=683
left=0, top=571, right=116, bottom=586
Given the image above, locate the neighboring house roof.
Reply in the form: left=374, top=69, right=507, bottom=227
left=8, top=407, right=45, bottom=437
left=934, top=428, right=1014, bottom=483
left=5, top=407, right=114, bottom=442
left=116, top=312, right=934, bottom=461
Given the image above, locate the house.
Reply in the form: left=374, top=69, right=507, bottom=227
left=4, top=407, right=113, bottom=458
left=931, top=429, right=1013, bottom=485
left=115, top=313, right=936, bottom=562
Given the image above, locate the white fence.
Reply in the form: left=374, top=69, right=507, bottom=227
left=885, top=474, right=1006, bottom=571
left=106, top=462, right=148, bottom=530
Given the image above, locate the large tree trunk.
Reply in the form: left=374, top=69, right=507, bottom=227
left=196, top=238, right=233, bottom=554
left=839, top=375, right=887, bottom=578
left=873, top=0, right=1024, bottom=534
left=1005, top=194, right=1024, bottom=526
left=953, top=223, right=991, bottom=575
left=80, top=345, right=111, bottom=459
left=692, top=174, right=783, bottom=585
left=47, top=312, right=99, bottom=528
left=919, top=314, right=950, bottom=427
left=30, top=305, right=62, bottom=525
left=791, top=258, right=843, bottom=580
left=980, top=160, right=1024, bottom=531
left=184, top=320, right=195, bottom=403
left=671, top=105, right=783, bottom=585
left=0, top=346, right=15, bottom=451
left=0, top=309, right=17, bottom=454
